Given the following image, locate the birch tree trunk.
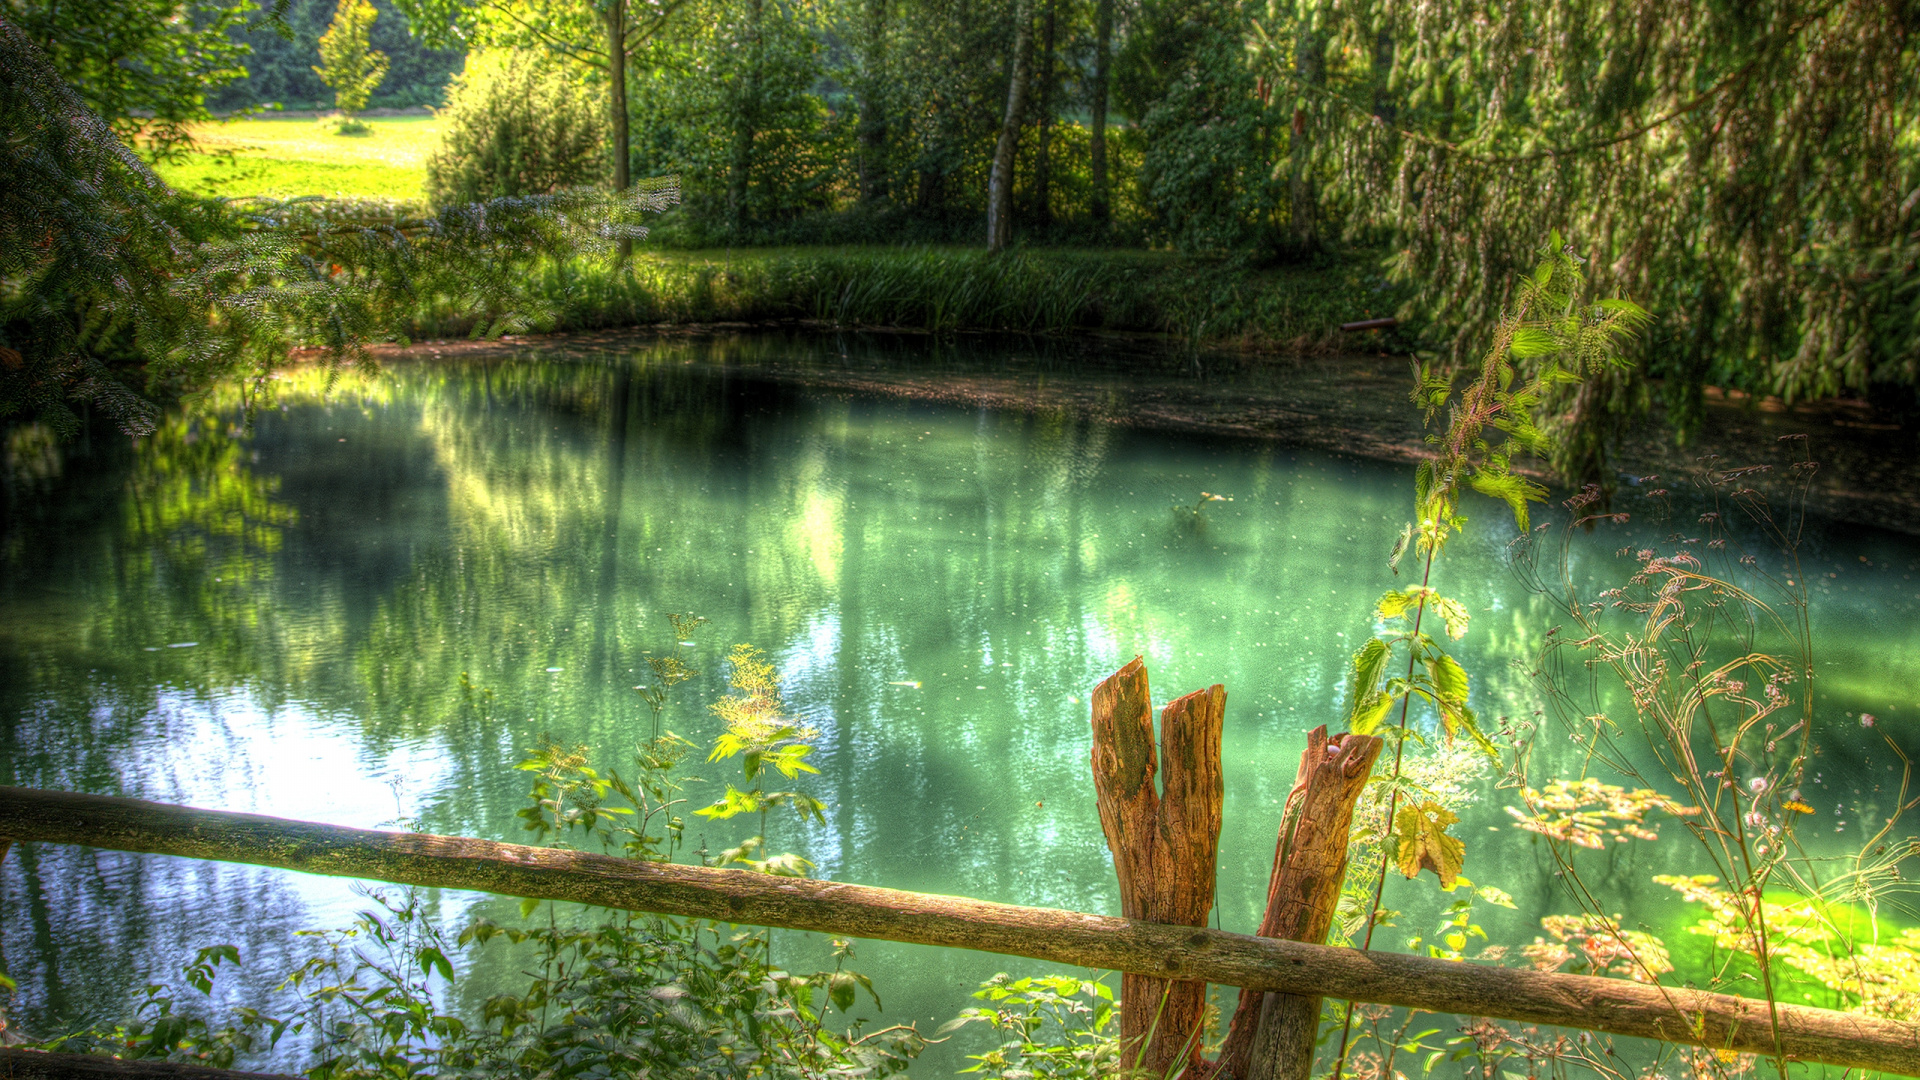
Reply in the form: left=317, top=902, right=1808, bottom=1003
left=606, top=0, right=630, bottom=261
left=985, top=0, right=1033, bottom=253
left=1088, top=0, right=1112, bottom=227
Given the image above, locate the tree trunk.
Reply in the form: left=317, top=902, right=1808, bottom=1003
left=1088, top=0, right=1112, bottom=227
left=1214, top=726, right=1382, bottom=1080
left=0, top=787, right=1916, bottom=1076
left=1091, top=658, right=1225, bottom=1078
left=1033, top=0, right=1057, bottom=231
left=728, top=0, right=764, bottom=236
left=1286, top=26, right=1326, bottom=252
left=985, top=0, right=1033, bottom=253
left=606, top=0, right=631, bottom=262
left=856, top=0, right=888, bottom=202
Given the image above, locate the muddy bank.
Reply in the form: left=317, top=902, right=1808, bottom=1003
left=368, top=325, right=1920, bottom=537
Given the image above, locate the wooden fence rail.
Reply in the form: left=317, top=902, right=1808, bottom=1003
left=0, top=787, right=1915, bottom=1075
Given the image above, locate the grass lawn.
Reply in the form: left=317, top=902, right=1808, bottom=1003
left=153, top=115, right=436, bottom=202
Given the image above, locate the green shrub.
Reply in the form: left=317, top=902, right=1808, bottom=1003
left=424, top=51, right=606, bottom=208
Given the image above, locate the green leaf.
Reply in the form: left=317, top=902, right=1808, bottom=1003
left=1508, top=327, right=1558, bottom=358
left=1393, top=801, right=1466, bottom=889
left=1477, top=885, right=1518, bottom=909
left=518, top=896, right=541, bottom=919
left=696, top=785, right=763, bottom=820
left=1430, top=595, right=1471, bottom=640
left=418, top=946, right=453, bottom=983
left=1388, top=522, right=1414, bottom=575
left=1597, top=297, right=1650, bottom=319
left=769, top=743, right=819, bottom=779
left=1425, top=653, right=1469, bottom=707
left=1376, top=590, right=1415, bottom=619
left=829, top=971, right=857, bottom=1013
left=1343, top=638, right=1393, bottom=734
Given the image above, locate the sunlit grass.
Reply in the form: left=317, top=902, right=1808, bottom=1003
left=153, top=115, right=437, bottom=201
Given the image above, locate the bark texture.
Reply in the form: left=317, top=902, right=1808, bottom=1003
left=606, top=0, right=630, bottom=262
left=1088, top=0, right=1111, bottom=225
left=0, top=787, right=1916, bottom=1076
left=1091, top=658, right=1225, bottom=1077
left=985, top=0, right=1032, bottom=253
left=1214, top=726, right=1383, bottom=1080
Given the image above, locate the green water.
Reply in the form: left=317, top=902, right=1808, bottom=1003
left=2, top=334, right=1916, bottom=1072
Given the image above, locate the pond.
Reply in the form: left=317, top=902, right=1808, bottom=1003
left=1, top=332, right=1915, bottom=1073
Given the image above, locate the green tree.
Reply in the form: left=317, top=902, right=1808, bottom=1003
left=392, top=0, right=689, bottom=257
left=1130, top=0, right=1279, bottom=253
left=208, top=0, right=464, bottom=112
left=314, top=0, right=390, bottom=117
left=424, top=50, right=608, bottom=205
left=0, top=16, right=672, bottom=438
left=4, top=0, right=263, bottom=160
left=619, top=0, right=840, bottom=241
left=1246, top=0, right=1920, bottom=452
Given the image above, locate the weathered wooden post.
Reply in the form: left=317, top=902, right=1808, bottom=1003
left=1212, top=725, right=1382, bottom=1080
left=1090, top=656, right=1225, bottom=1078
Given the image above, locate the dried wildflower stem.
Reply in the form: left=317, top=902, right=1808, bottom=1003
left=2, top=788, right=1917, bottom=1074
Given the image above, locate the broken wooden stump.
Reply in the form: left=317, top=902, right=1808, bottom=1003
left=1091, top=656, right=1225, bottom=1079
left=1214, top=725, right=1383, bottom=1080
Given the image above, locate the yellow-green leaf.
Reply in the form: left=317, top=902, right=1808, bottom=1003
left=1394, top=801, right=1466, bottom=890
left=1377, top=590, right=1414, bottom=619
left=1430, top=596, right=1470, bottom=640
left=1426, top=653, right=1469, bottom=706
left=1351, top=691, right=1395, bottom=735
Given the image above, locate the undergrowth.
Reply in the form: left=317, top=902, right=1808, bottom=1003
left=420, top=247, right=1410, bottom=352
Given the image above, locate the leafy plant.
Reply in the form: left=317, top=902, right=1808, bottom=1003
left=18, top=661, right=921, bottom=1078
left=1171, top=490, right=1230, bottom=532
left=1340, top=235, right=1649, bottom=887
left=638, top=611, right=707, bottom=738
left=941, top=973, right=1126, bottom=1080
left=423, top=50, right=611, bottom=208
left=696, top=643, right=827, bottom=876
left=1326, top=237, right=1647, bottom=1078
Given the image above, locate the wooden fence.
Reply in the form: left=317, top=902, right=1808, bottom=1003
left=0, top=786, right=1914, bottom=1076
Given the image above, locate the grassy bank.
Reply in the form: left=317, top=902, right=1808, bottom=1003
left=409, top=246, right=1415, bottom=353
left=142, top=122, right=1409, bottom=352
left=152, top=116, right=438, bottom=200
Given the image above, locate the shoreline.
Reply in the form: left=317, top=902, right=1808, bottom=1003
left=348, top=324, right=1920, bottom=538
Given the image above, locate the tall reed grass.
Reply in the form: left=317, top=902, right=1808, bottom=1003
left=402, top=246, right=1407, bottom=352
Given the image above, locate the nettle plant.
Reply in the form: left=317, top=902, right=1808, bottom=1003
left=1339, top=236, right=1650, bottom=901
left=1325, top=238, right=1649, bottom=1075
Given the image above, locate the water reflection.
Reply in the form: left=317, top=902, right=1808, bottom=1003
left=1, top=335, right=1917, bottom=1071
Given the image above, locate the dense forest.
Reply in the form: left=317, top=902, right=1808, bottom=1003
left=208, top=0, right=464, bottom=112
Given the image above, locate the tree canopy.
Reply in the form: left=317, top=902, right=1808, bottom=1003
left=1245, top=0, right=1920, bottom=417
